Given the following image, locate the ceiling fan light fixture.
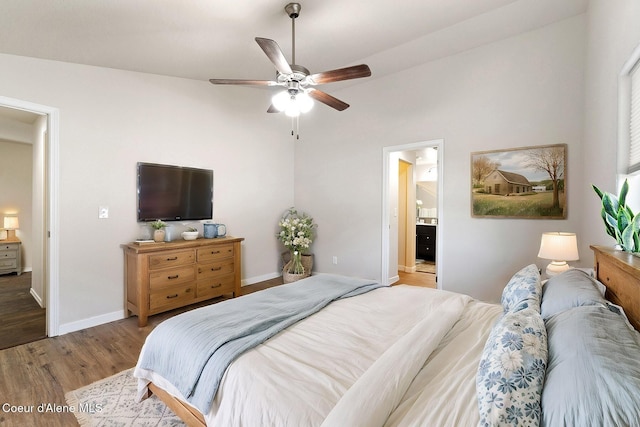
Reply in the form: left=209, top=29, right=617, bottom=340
left=296, top=92, right=313, bottom=113
left=272, top=90, right=314, bottom=116
left=272, top=90, right=292, bottom=111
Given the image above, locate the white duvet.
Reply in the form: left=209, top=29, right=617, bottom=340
left=135, top=285, right=502, bottom=426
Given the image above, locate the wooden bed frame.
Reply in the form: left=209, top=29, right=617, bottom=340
left=591, top=245, right=640, bottom=331
left=145, top=245, right=640, bottom=427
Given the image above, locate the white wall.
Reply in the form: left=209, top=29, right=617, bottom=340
left=0, top=53, right=294, bottom=331
left=581, top=0, right=640, bottom=253
left=296, top=16, right=587, bottom=302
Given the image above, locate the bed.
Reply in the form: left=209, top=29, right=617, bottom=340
left=134, top=245, right=640, bottom=426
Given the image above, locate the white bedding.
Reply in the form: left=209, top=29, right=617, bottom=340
left=135, top=285, right=502, bottom=426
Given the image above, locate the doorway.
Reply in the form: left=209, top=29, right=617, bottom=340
left=0, top=96, right=60, bottom=341
left=381, top=139, right=443, bottom=287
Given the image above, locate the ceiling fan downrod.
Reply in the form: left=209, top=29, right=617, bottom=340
left=285, top=3, right=301, bottom=65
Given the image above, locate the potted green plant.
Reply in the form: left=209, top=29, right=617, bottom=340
left=592, top=179, right=640, bottom=253
left=150, top=220, right=167, bottom=242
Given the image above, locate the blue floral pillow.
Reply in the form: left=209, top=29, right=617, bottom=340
left=501, top=264, right=542, bottom=313
left=476, top=308, right=548, bottom=426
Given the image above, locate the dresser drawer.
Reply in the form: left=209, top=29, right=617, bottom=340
left=197, top=244, right=234, bottom=263
left=150, top=284, right=195, bottom=311
left=197, top=259, right=234, bottom=280
left=197, top=273, right=235, bottom=299
left=0, top=259, right=17, bottom=269
left=0, top=250, right=17, bottom=260
left=149, top=249, right=195, bottom=270
left=149, top=266, right=196, bottom=289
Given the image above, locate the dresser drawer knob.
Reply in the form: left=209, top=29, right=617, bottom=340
left=211, top=283, right=222, bottom=289
left=167, top=274, right=179, bottom=280
left=211, top=266, right=222, bottom=272
left=166, top=256, right=178, bottom=261
left=211, top=250, right=220, bottom=254
left=166, top=294, right=179, bottom=299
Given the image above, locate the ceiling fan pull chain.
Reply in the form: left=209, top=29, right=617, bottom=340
left=290, top=115, right=300, bottom=139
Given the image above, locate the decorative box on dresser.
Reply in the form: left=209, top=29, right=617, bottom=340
left=0, top=238, right=22, bottom=276
left=122, top=236, right=244, bottom=327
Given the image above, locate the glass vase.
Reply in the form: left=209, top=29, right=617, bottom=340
left=289, top=251, right=305, bottom=275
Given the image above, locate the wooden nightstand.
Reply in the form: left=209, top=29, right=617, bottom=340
left=0, top=238, right=22, bottom=276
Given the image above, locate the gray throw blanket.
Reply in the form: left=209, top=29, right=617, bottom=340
left=137, top=274, right=384, bottom=413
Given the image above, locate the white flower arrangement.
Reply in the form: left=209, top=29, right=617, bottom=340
left=277, top=208, right=316, bottom=254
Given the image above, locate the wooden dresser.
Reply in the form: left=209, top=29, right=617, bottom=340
left=122, top=236, right=244, bottom=327
left=0, top=238, right=22, bottom=276
left=591, top=245, right=640, bottom=331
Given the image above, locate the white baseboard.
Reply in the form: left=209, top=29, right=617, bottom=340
left=242, top=271, right=281, bottom=286
left=388, top=274, right=400, bottom=285
left=58, top=310, right=126, bottom=336
left=57, top=273, right=281, bottom=335
left=30, top=288, right=44, bottom=308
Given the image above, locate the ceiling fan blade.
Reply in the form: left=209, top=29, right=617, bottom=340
left=255, top=37, right=293, bottom=75
left=267, top=104, right=280, bottom=113
left=308, top=89, right=350, bottom=111
left=209, top=79, right=277, bottom=86
left=308, top=64, right=371, bottom=85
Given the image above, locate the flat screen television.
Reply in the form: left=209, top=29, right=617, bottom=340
left=137, top=162, right=213, bottom=222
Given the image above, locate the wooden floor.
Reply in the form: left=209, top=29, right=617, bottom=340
left=0, top=274, right=433, bottom=426
left=0, top=272, right=46, bottom=350
left=0, top=278, right=281, bottom=427
left=395, top=270, right=437, bottom=288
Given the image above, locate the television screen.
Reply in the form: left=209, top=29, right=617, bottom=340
left=137, top=163, right=213, bottom=222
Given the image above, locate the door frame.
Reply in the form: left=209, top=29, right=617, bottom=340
left=0, top=96, right=60, bottom=336
left=381, top=139, right=443, bottom=286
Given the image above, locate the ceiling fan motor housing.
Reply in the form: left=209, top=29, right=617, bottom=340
left=277, top=64, right=310, bottom=85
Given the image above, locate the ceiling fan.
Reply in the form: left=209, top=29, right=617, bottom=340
left=209, top=3, right=371, bottom=119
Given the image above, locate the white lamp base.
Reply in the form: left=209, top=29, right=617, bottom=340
left=545, top=261, right=571, bottom=277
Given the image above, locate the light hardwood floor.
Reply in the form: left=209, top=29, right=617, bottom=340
left=0, top=274, right=433, bottom=426
left=395, top=270, right=437, bottom=288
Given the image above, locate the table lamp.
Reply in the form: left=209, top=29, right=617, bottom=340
left=3, top=216, right=19, bottom=240
left=537, top=232, right=579, bottom=276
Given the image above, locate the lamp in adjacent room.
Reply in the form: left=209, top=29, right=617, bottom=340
left=537, top=232, right=579, bottom=276
left=3, top=216, right=19, bottom=240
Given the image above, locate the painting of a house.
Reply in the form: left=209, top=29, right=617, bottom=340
left=471, top=144, right=567, bottom=219
left=483, top=170, right=532, bottom=195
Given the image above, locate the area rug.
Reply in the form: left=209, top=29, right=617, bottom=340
left=415, top=261, right=436, bottom=274
left=65, top=368, right=185, bottom=426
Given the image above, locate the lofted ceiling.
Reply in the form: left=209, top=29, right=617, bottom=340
left=0, top=0, right=587, bottom=85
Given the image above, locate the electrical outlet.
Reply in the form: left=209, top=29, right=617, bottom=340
left=99, top=206, right=109, bottom=219
left=332, top=256, right=338, bottom=265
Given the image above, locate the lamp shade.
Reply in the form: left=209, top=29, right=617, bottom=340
left=538, top=232, right=579, bottom=276
left=3, top=216, right=19, bottom=230
left=538, top=232, right=579, bottom=261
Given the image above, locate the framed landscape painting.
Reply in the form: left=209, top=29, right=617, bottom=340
left=471, top=144, right=567, bottom=219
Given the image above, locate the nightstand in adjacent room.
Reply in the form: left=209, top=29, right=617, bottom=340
left=0, top=238, right=22, bottom=276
